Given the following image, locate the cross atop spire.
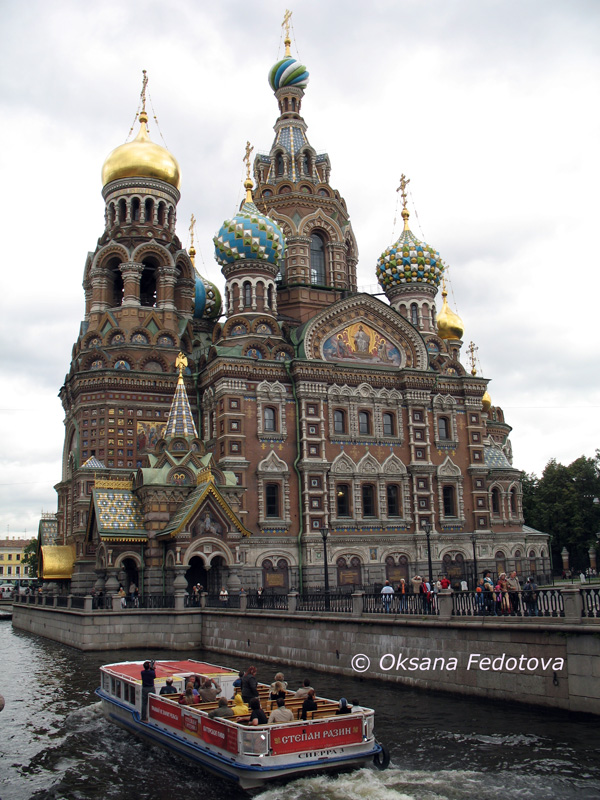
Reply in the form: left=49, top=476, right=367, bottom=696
left=397, top=174, right=411, bottom=230
left=139, top=69, right=148, bottom=121
left=282, top=9, right=292, bottom=56
left=467, top=341, right=479, bottom=376
left=243, top=141, right=255, bottom=203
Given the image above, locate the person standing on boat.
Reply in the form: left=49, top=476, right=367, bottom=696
left=140, top=660, right=156, bottom=720
left=241, top=666, right=259, bottom=704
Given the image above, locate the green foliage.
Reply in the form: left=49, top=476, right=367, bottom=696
left=523, top=452, right=600, bottom=570
left=22, top=538, right=38, bottom=579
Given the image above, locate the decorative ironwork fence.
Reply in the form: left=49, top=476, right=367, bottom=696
left=452, top=589, right=564, bottom=618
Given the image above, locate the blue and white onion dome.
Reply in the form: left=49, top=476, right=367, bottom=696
left=213, top=188, right=285, bottom=269
left=193, top=273, right=222, bottom=320
left=376, top=209, right=444, bottom=290
left=268, top=55, right=309, bottom=91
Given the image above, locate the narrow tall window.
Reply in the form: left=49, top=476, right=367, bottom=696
left=131, top=197, right=141, bottom=221
left=276, top=153, right=284, bottom=176
left=310, top=234, right=326, bottom=285
left=337, top=484, right=350, bottom=517
left=265, top=483, right=280, bottom=517
left=383, top=413, right=394, bottom=437
left=411, top=303, right=419, bottom=327
left=510, top=487, right=517, bottom=514
left=387, top=485, right=400, bottom=517
left=243, top=281, right=252, bottom=307
left=333, top=409, right=346, bottom=434
left=264, top=407, right=277, bottom=432
left=438, top=416, right=450, bottom=440
left=443, top=486, right=456, bottom=517
left=362, top=484, right=376, bottom=517
left=491, top=487, right=500, bottom=515
left=358, top=411, right=370, bottom=436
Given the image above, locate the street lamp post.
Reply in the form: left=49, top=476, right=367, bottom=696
left=471, top=533, right=478, bottom=589
left=320, top=527, right=330, bottom=610
left=422, top=520, right=433, bottom=587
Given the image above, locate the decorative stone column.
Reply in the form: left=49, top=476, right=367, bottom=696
left=94, top=570, right=106, bottom=595
left=436, top=589, right=453, bottom=621
left=227, top=569, right=241, bottom=595
left=173, top=566, right=188, bottom=610
left=157, top=265, right=178, bottom=311
left=561, top=547, right=570, bottom=572
left=105, top=569, right=120, bottom=611
left=288, top=590, right=298, bottom=613
left=589, top=546, right=597, bottom=572
left=120, top=262, right=143, bottom=307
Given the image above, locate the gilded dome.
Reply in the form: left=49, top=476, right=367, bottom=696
left=376, top=213, right=444, bottom=291
left=214, top=199, right=285, bottom=268
left=482, top=390, right=492, bottom=412
left=436, top=289, right=464, bottom=341
left=101, top=112, right=181, bottom=189
left=268, top=57, right=309, bottom=91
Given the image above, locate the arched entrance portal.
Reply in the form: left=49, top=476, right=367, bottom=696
left=442, top=553, right=466, bottom=590
left=185, top=554, right=229, bottom=594
left=121, top=558, right=139, bottom=593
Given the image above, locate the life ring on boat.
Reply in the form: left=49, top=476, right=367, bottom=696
left=373, top=742, right=390, bottom=770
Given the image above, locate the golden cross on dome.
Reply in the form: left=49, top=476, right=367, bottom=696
left=189, top=213, right=196, bottom=247
left=243, top=141, right=254, bottom=181
left=397, top=174, right=410, bottom=210
left=282, top=9, right=292, bottom=56
left=467, top=341, right=478, bottom=376
left=140, top=69, right=148, bottom=115
left=175, top=352, right=188, bottom=383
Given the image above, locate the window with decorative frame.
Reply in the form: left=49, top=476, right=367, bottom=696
left=265, top=483, right=280, bottom=518
left=442, top=485, right=456, bottom=517
left=358, top=411, right=371, bottom=436
left=337, top=484, right=351, bottom=517
left=264, top=406, right=277, bottom=432
left=387, top=484, right=400, bottom=517
left=382, top=412, right=395, bottom=437
left=362, top=484, right=376, bottom=517
left=333, top=409, right=346, bottom=435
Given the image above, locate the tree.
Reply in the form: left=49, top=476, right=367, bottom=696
left=523, top=454, right=600, bottom=571
left=22, top=538, right=38, bottom=579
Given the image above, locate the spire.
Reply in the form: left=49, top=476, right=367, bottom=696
left=243, top=141, right=255, bottom=204
left=282, top=9, right=292, bottom=57
left=189, top=213, right=196, bottom=265
left=397, top=174, right=411, bottom=231
left=164, top=353, right=198, bottom=440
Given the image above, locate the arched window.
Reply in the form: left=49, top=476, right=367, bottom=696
left=302, top=152, right=310, bottom=175
left=491, top=487, right=501, bottom=515
left=118, top=198, right=127, bottom=223
left=140, top=263, right=157, bottom=307
left=109, top=203, right=116, bottom=227
left=144, top=198, right=154, bottom=224
left=382, top=413, right=395, bottom=437
left=495, top=550, right=506, bottom=575
left=438, top=416, right=450, bottom=440
left=362, top=484, right=376, bottom=517
left=410, top=303, right=419, bottom=327
left=267, top=285, right=273, bottom=309
left=510, top=487, right=517, bottom=514
left=291, top=98, right=296, bottom=112
left=310, top=233, right=326, bottom=285
left=265, top=483, right=280, bottom=517
left=431, top=306, right=436, bottom=329
left=284, top=98, right=289, bottom=112
left=443, top=486, right=456, bottom=517
left=158, top=202, right=166, bottom=226
left=264, top=407, right=277, bottom=432
left=131, top=197, right=141, bottom=222
left=387, top=485, right=400, bottom=517
left=358, top=411, right=370, bottom=436
left=333, top=409, right=346, bottom=434
left=243, top=281, right=252, bottom=307
left=276, top=153, right=284, bottom=176
left=337, top=484, right=350, bottom=517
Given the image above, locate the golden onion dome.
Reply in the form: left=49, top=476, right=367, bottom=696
left=482, top=390, right=492, bottom=412
left=101, top=111, right=181, bottom=189
left=436, top=288, right=464, bottom=340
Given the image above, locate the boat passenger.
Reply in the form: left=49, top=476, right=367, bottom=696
left=270, top=672, right=288, bottom=693
left=268, top=698, right=294, bottom=724
left=179, top=687, right=197, bottom=706
left=269, top=681, right=286, bottom=701
left=159, top=678, right=178, bottom=696
left=199, top=678, right=222, bottom=702
left=294, top=678, right=314, bottom=699
left=336, top=697, right=352, bottom=715
left=140, top=660, right=156, bottom=720
left=241, top=666, right=259, bottom=704
left=249, top=697, right=267, bottom=726
left=301, top=688, right=318, bottom=720
left=208, top=698, right=234, bottom=719
left=232, top=694, right=250, bottom=716
left=232, top=670, right=244, bottom=695
left=351, top=699, right=366, bottom=714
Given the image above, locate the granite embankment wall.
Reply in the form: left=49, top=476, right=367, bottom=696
left=11, top=605, right=600, bottom=714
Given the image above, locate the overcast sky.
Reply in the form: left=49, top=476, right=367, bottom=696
left=1, top=0, right=599, bottom=537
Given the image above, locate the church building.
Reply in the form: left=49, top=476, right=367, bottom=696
left=43, top=24, right=550, bottom=596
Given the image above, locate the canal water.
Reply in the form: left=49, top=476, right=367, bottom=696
left=1, top=619, right=600, bottom=800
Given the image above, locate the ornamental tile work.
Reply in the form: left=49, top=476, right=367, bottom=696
left=376, top=228, right=444, bottom=290
left=94, top=489, right=145, bottom=533
left=484, top=446, right=512, bottom=469
left=164, top=381, right=198, bottom=440
left=214, top=201, right=285, bottom=267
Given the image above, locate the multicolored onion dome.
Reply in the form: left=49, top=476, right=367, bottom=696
left=213, top=201, right=285, bottom=268
left=193, top=275, right=222, bottom=320
left=268, top=57, right=309, bottom=91
left=376, top=228, right=444, bottom=291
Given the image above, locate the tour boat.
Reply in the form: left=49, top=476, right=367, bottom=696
left=96, top=658, right=386, bottom=790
